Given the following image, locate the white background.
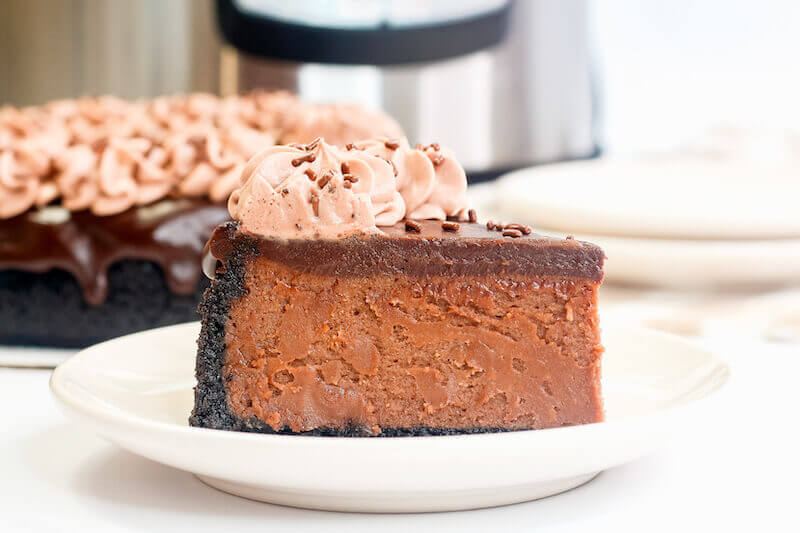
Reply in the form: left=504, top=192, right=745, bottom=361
left=592, top=0, right=800, bottom=154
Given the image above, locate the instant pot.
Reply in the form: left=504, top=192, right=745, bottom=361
left=217, top=0, right=600, bottom=180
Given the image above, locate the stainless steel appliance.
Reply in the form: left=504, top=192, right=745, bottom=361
left=218, top=0, right=599, bottom=180
left=0, top=0, right=220, bottom=106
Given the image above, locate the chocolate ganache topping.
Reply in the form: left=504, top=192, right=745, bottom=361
left=0, top=200, right=229, bottom=305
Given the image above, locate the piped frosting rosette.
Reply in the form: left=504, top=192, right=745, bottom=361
left=228, top=137, right=470, bottom=239
left=355, top=138, right=469, bottom=221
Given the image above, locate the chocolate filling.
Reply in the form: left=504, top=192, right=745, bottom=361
left=192, top=223, right=605, bottom=436
left=191, top=236, right=535, bottom=436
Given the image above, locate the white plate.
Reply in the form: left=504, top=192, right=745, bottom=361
left=495, top=158, right=800, bottom=240
left=50, top=322, right=729, bottom=513
left=537, top=228, right=800, bottom=289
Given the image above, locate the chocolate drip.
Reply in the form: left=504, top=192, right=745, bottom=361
left=0, top=199, right=230, bottom=305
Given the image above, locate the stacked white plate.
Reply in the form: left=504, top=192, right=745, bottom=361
left=472, top=156, right=800, bottom=288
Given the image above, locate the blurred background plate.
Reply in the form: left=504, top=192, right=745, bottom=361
left=466, top=178, right=800, bottom=288
left=534, top=229, right=800, bottom=289
left=493, top=158, right=800, bottom=240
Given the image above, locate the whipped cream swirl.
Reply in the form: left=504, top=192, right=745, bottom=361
left=228, top=137, right=469, bottom=239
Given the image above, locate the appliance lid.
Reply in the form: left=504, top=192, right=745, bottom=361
left=216, top=0, right=512, bottom=65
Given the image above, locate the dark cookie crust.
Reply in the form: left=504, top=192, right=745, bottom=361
left=190, top=239, right=251, bottom=431
left=0, top=261, right=208, bottom=348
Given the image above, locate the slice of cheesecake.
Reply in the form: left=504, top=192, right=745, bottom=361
left=190, top=138, right=604, bottom=436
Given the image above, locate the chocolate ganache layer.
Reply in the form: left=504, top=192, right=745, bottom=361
left=204, top=220, right=604, bottom=282
left=1, top=198, right=229, bottom=305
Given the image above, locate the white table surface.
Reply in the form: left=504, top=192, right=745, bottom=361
left=2, top=328, right=798, bottom=532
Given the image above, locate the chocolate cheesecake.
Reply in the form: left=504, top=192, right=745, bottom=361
left=0, top=93, right=403, bottom=347
left=191, top=138, right=604, bottom=436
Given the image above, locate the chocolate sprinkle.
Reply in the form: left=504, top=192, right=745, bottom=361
left=384, top=140, right=400, bottom=150
left=468, top=209, right=477, bottom=223
left=442, top=221, right=460, bottom=232
left=343, top=181, right=352, bottom=189
left=431, top=155, right=445, bottom=167
left=343, top=174, right=359, bottom=183
left=304, top=168, right=316, bottom=181
left=280, top=188, right=289, bottom=196
left=341, top=162, right=350, bottom=174
left=317, top=171, right=333, bottom=189
left=288, top=138, right=320, bottom=152
left=404, top=220, right=422, bottom=233
left=291, top=153, right=316, bottom=167
left=504, top=223, right=532, bottom=235
left=502, top=228, right=523, bottom=238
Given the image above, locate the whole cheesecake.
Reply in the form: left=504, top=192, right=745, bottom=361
left=0, top=93, right=403, bottom=347
left=191, top=138, right=604, bottom=436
